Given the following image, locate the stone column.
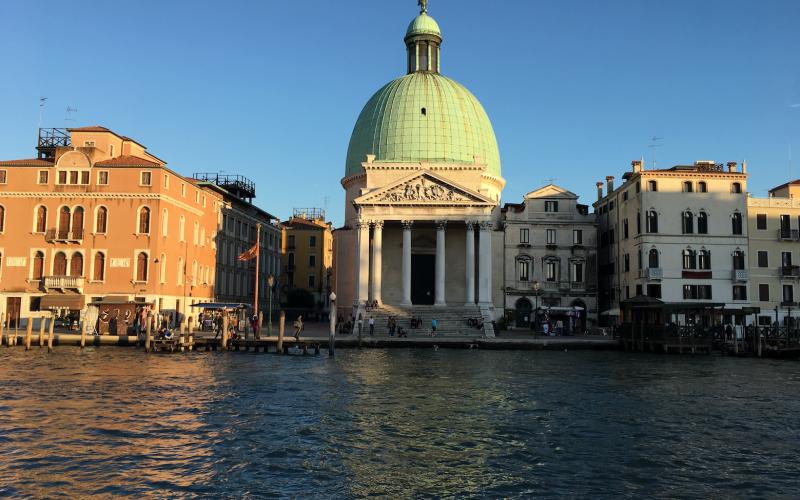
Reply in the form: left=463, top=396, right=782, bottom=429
left=356, top=220, right=370, bottom=304
left=371, top=221, right=383, bottom=305
left=435, top=221, right=447, bottom=306
left=478, top=221, right=493, bottom=304
left=401, top=220, right=413, bottom=306
left=465, top=222, right=475, bottom=305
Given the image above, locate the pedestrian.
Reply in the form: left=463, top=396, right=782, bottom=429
left=252, top=313, right=260, bottom=339
left=293, top=315, right=304, bottom=341
left=369, top=316, right=375, bottom=336
left=431, top=318, right=438, bottom=337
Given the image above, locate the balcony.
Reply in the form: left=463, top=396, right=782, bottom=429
left=778, top=229, right=799, bottom=241
left=780, top=265, right=800, bottom=279
left=639, top=267, right=663, bottom=281
left=43, top=276, right=84, bottom=291
left=780, top=301, right=798, bottom=307
left=543, top=281, right=558, bottom=291
left=732, top=269, right=749, bottom=282
left=570, top=282, right=585, bottom=291
left=45, top=228, right=84, bottom=242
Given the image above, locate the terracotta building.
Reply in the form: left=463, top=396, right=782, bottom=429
left=0, top=126, right=222, bottom=326
left=281, top=209, right=333, bottom=308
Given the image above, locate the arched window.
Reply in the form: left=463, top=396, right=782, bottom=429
left=159, top=253, right=167, bottom=283
left=69, top=252, right=83, bottom=277
left=0, top=205, right=4, bottom=232
left=648, top=180, right=657, bottom=192
left=193, top=220, right=199, bottom=245
left=136, top=252, right=148, bottom=281
left=682, top=249, right=697, bottom=270
left=732, top=182, right=742, bottom=194
left=192, top=260, right=198, bottom=286
left=649, top=249, right=660, bottom=268
left=72, top=207, right=84, bottom=238
left=179, top=215, right=185, bottom=241
left=517, top=257, right=530, bottom=282
left=731, top=212, right=743, bottom=235
left=35, top=206, right=47, bottom=233
left=58, top=206, right=71, bottom=237
left=53, top=251, right=67, bottom=275
left=177, top=257, right=184, bottom=285
left=646, top=210, right=659, bottom=233
left=698, top=249, right=711, bottom=270
left=138, top=207, right=151, bottom=234
left=33, top=251, right=44, bottom=280
left=733, top=250, right=745, bottom=270
left=682, top=211, right=694, bottom=234
left=698, top=211, right=708, bottom=234
left=93, top=252, right=105, bottom=281
left=161, top=209, right=168, bottom=237
left=683, top=181, right=693, bottom=193
left=698, top=181, right=708, bottom=193
left=96, top=206, right=108, bottom=233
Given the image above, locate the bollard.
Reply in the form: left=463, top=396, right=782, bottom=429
left=0, top=312, right=5, bottom=346
left=47, top=315, right=55, bottom=352
left=277, top=311, right=285, bottom=354
left=25, top=318, right=33, bottom=351
left=222, top=313, right=229, bottom=351
left=145, top=313, right=153, bottom=353
left=180, top=320, right=186, bottom=352
left=188, top=317, right=194, bottom=352
left=38, top=316, right=45, bottom=347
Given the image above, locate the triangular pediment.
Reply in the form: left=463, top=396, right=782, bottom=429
left=354, top=171, right=495, bottom=206
left=524, top=184, right=578, bottom=200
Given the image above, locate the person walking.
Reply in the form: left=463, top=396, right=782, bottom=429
left=369, top=316, right=375, bottom=336
left=293, top=315, right=304, bottom=341
left=431, top=318, right=438, bottom=337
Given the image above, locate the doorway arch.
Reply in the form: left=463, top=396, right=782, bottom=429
left=515, top=297, right=533, bottom=328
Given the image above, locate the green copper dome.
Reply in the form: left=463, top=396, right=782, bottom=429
left=405, top=13, right=441, bottom=39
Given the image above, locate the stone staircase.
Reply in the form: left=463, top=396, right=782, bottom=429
left=357, top=304, right=491, bottom=338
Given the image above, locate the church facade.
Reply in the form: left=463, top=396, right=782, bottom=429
left=334, top=3, right=505, bottom=334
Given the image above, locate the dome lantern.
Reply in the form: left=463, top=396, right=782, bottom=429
left=405, top=1, right=442, bottom=74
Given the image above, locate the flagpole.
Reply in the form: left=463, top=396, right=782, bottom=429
left=254, top=223, right=261, bottom=317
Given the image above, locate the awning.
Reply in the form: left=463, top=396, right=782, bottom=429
left=600, top=308, right=621, bottom=316
left=40, top=294, right=85, bottom=310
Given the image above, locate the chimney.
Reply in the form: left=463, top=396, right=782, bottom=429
left=727, top=161, right=737, bottom=173
left=606, top=175, right=615, bottom=193
left=742, top=160, right=747, bottom=174
left=631, top=160, right=642, bottom=173
left=596, top=182, right=604, bottom=201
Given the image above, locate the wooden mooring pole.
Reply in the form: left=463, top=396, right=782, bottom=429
left=0, top=312, right=5, bottom=346
left=80, top=319, right=87, bottom=349
left=329, top=297, right=336, bottom=357
left=145, top=313, right=153, bottom=353
left=188, top=317, right=194, bottom=351
left=180, top=319, right=186, bottom=352
left=222, top=313, right=229, bottom=351
left=25, top=317, right=33, bottom=351
left=38, top=316, right=45, bottom=347
left=277, top=311, right=285, bottom=354
left=47, top=315, right=55, bottom=352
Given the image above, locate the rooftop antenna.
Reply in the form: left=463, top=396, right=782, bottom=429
left=38, top=97, right=48, bottom=129
left=648, top=136, right=663, bottom=169
left=65, top=106, right=78, bottom=123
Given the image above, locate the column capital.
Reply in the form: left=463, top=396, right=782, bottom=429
left=356, top=219, right=370, bottom=230
left=465, top=220, right=476, bottom=231
left=401, top=220, right=414, bottom=230
left=372, top=220, right=384, bottom=230
left=479, top=221, right=493, bottom=231
left=436, top=220, right=448, bottom=231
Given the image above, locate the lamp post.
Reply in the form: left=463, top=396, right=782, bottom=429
left=532, top=280, right=540, bottom=334
left=329, top=291, right=336, bottom=357
left=267, top=274, right=275, bottom=336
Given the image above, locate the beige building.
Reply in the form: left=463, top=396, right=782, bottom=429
left=0, top=126, right=222, bottom=326
left=281, top=209, right=333, bottom=308
left=747, top=181, right=800, bottom=326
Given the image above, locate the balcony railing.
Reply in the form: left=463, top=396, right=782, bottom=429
left=570, top=282, right=585, bottom=291
left=732, top=269, right=749, bottom=282
left=45, top=228, right=84, bottom=242
left=639, top=267, right=663, bottom=280
left=778, top=229, right=800, bottom=241
left=43, top=276, right=84, bottom=290
left=543, top=281, right=558, bottom=291
left=780, top=266, right=800, bottom=279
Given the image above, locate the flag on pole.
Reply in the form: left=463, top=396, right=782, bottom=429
left=238, top=243, right=258, bottom=261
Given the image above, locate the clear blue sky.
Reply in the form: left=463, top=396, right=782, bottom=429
left=2, top=0, right=799, bottom=225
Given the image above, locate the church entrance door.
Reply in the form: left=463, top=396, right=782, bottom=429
left=411, top=254, right=435, bottom=305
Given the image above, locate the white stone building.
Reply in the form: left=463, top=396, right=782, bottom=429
left=501, top=185, right=598, bottom=332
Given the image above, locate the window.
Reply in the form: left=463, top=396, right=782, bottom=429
left=310, top=235, right=317, bottom=248
left=546, top=229, right=556, bottom=245
left=161, top=210, right=168, bottom=237
left=636, top=284, right=643, bottom=296
left=32, top=251, right=44, bottom=280
left=93, top=252, right=106, bottom=281
left=731, top=182, right=742, bottom=194
left=80, top=171, right=89, bottom=185
left=35, top=206, right=47, bottom=233
left=683, top=181, right=693, bottom=193
left=140, top=171, right=152, bottom=186
left=623, top=219, right=629, bottom=239
left=637, top=212, right=641, bottom=234
left=195, top=191, right=200, bottom=203
left=759, top=284, right=770, bottom=302
left=96, top=206, right=108, bottom=233
left=638, top=248, right=643, bottom=270
left=780, top=214, right=791, bottom=238
left=572, top=262, right=584, bottom=283
left=69, top=252, right=83, bottom=277
left=177, top=257, right=184, bottom=285
left=58, top=171, right=67, bottom=184
left=109, top=144, right=114, bottom=156
left=160, top=254, right=167, bottom=284
left=69, top=171, right=78, bottom=184
left=519, top=228, right=529, bottom=244
left=309, top=255, right=316, bottom=267
left=697, top=212, right=708, bottom=234
left=609, top=201, right=615, bottom=211
left=683, top=285, right=712, bottom=300
left=0, top=205, right=4, bottom=232
left=783, top=285, right=794, bottom=303
left=757, top=251, right=768, bottom=268
left=58, top=206, right=71, bottom=234
left=698, top=181, right=708, bottom=193
left=136, top=252, right=148, bottom=282
left=53, top=252, right=67, bottom=275
left=545, top=201, right=559, bottom=212
left=647, top=284, right=662, bottom=298
left=756, top=214, right=767, bottom=230
left=732, top=212, right=743, bottom=235
left=624, top=254, right=630, bottom=272
left=649, top=249, right=660, bottom=268
left=138, top=207, right=151, bottom=234
left=648, top=180, right=657, bottom=192
left=683, top=249, right=697, bottom=270
left=193, top=221, right=199, bottom=245
left=573, top=230, right=583, bottom=245
left=164, top=174, right=170, bottom=188
left=698, top=249, right=711, bottom=270
left=84, top=141, right=95, bottom=147
left=682, top=211, right=694, bottom=234
left=733, top=285, right=747, bottom=301
left=181, top=184, right=186, bottom=197
left=0, top=170, right=6, bottom=184
left=636, top=181, right=641, bottom=193
left=518, top=259, right=530, bottom=281
left=623, top=191, right=628, bottom=201
left=38, top=171, right=49, bottom=184
left=733, top=250, right=745, bottom=270
left=782, top=251, right=793, bottom=268
left=308, top=275, right=316, bottom=288
left=72, top=207, right=84, bottom=236
left=646, top=210, right=658, bottom=233
left=200, top=227, right=205, bottom=247
left=179, top=216, right=185, bottom=241
left=98, top=171, right=109, bottom=185
left=545, top=261, right=557, bottom=282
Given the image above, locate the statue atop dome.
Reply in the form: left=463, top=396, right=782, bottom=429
left=418, top=0, right=428, bottom=14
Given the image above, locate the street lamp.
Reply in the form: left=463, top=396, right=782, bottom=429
left=267, top=274, right=275, bottom=336
left=532, top=280, right=540, bottom=332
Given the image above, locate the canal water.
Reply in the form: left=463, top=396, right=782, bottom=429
left=0, top=348, right=798, bottom=498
